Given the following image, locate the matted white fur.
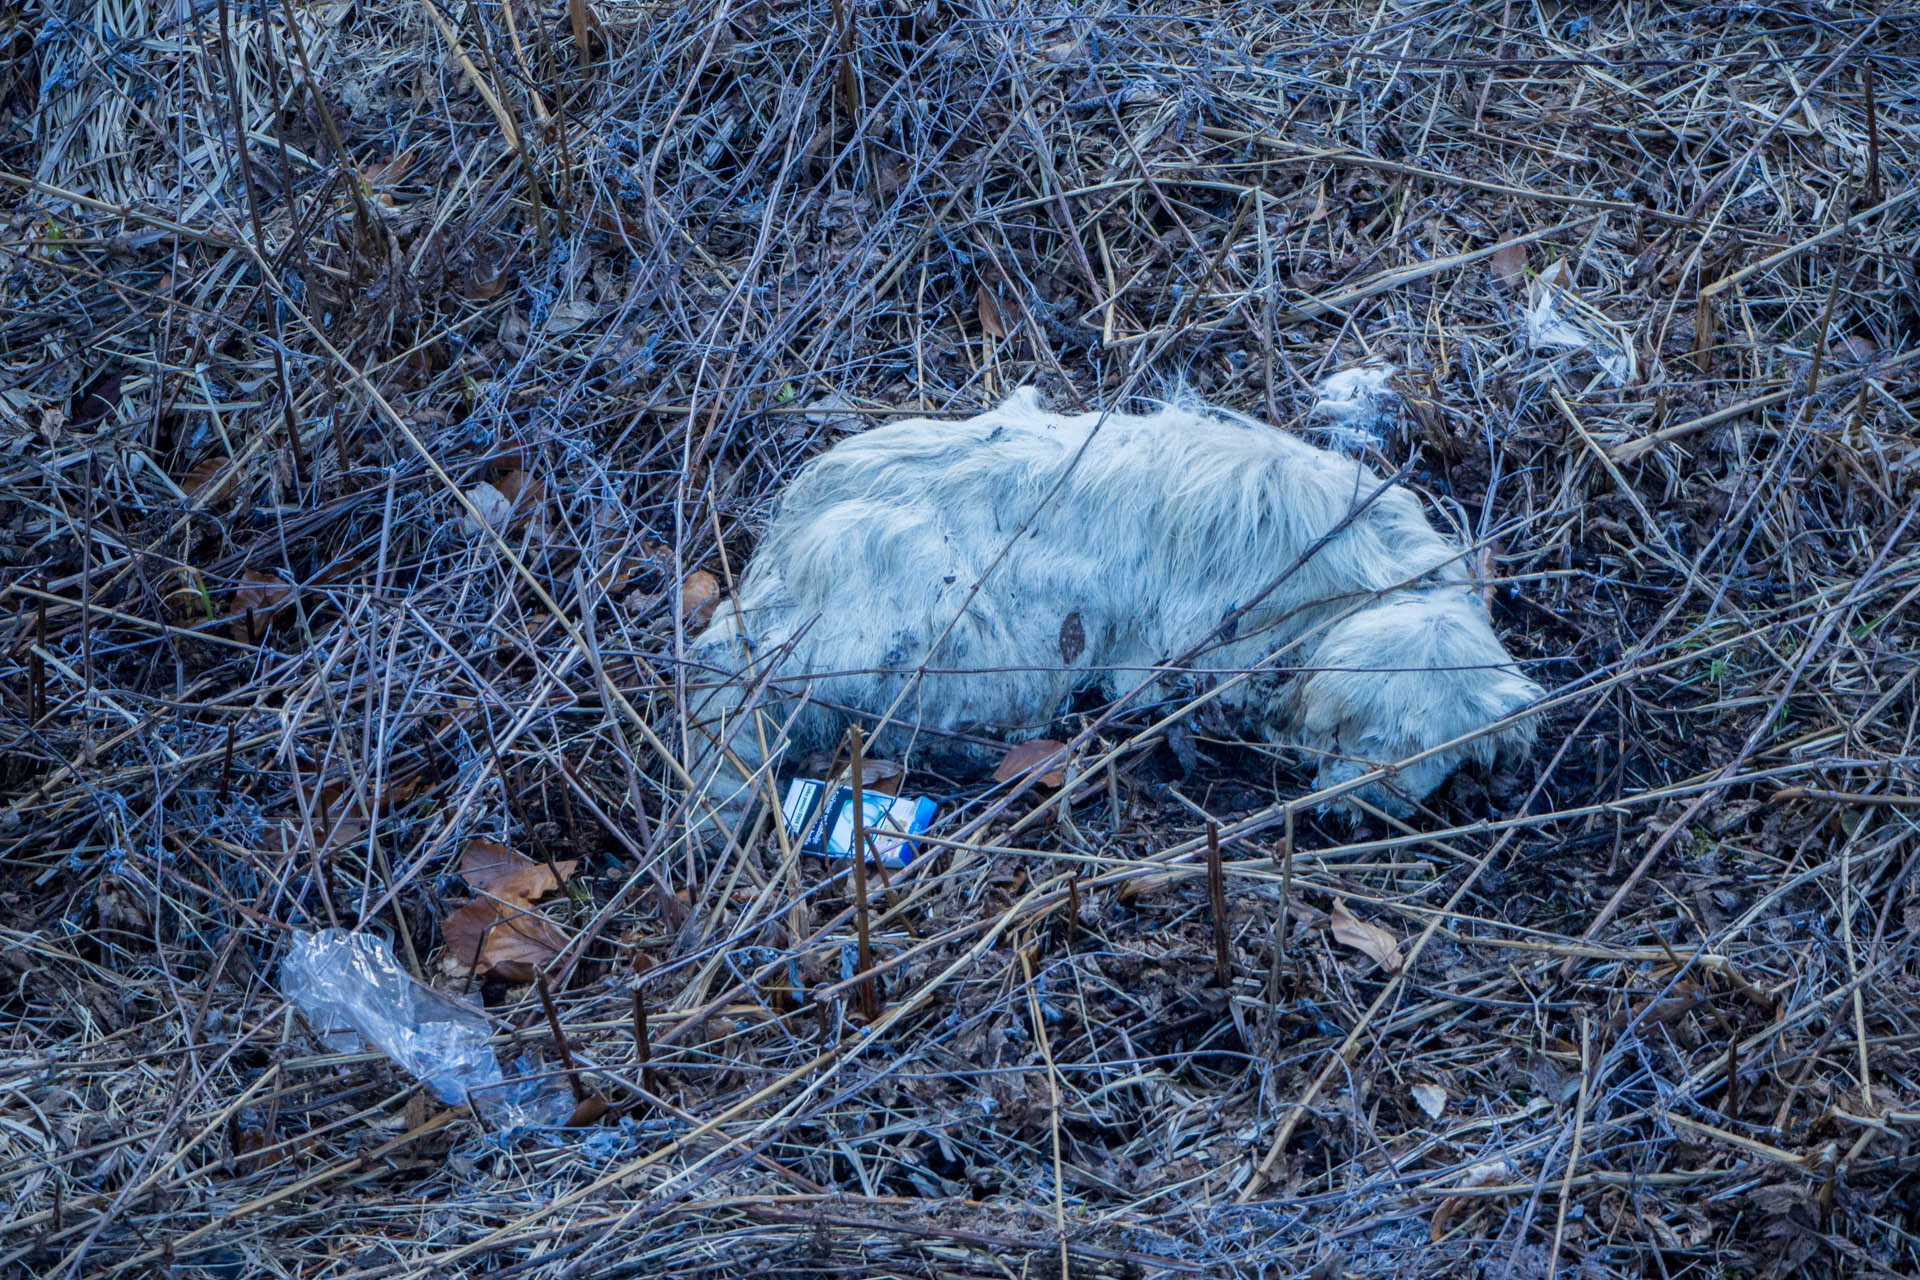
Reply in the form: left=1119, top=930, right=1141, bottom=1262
left=1310, top=362, right=1401, bottom=449
left=685, top=388, right=1541, bottom=835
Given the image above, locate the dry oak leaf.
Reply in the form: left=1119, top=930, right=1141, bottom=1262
left=461, top=239, right=511, bottom=300
left=849, top=757, right=905, bottom=796
left=492, top=468, right=542, bottom=515
left=228, top=570, right=294, bottom=641
left=1329, top=898, right=1403, bottom=973
left=680, top=570, right=721, bottom=627
left=309, top=775, right=423, bottom=847
left=359, top=148, right=418, bottom=189
left=1430, top=1159, right=1513, bottom=1242
left=566, top=1093, right=612, bottom=1127
left=229, top=555, right=363, bottom=641
left=181, top=454, right=242, bottom=505
left=977, top=282, right=1007, bottom=340
left=993, top=738, right=1068, bottom=789
left=1489, top=229, right=1528, bottom=290
left=441, top=899, right=568, bottom=984
left=460, top=838, right=576, bottom=905
left=796, top=751, right=906, bottom=796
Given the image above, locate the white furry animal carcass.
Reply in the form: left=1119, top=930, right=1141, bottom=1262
left=684, top=388, right=1541, bottom=836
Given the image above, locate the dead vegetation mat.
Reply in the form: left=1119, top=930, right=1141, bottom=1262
left=3, top=1, right=1920, bottom=1276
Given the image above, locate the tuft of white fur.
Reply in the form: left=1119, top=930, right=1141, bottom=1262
left=1308, top=362, right=1401, bottom=450
left=684, top=388, right=1541, bottom=837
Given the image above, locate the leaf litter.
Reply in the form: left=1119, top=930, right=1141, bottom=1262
left=4, top=3, right=1918, bottom=1277
left=439, top=839, right=578, bottom=984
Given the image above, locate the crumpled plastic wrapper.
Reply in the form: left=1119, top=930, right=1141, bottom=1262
left=1523, top=261, right=1635, bottom=387
left=280, top=928, right=572, bottom=1129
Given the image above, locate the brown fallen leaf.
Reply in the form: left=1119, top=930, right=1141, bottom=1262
left=323, top=775, right=421, bottom=819
left=95, top=873, right=149, bottom=930
left=441, top=899, right=568, bottom=984
left=359, top=148, right=417, bottom=189
left=493, top=468, right=541, bottom=513
left=1303, top=183, right=1330, bottom=225
left=227, top=558, right=363, bottom=642
left=1329, top=898, right=1403, bottom=973
left=303, top=775, right=423, bottom=848
left=1430, top=1159, right=1512, bottom=1241
left=461, top=838, right=576, bottom=905
left=852, top=758, right=905, bottom=797
left=227, top=1109, right=269, bottom=1171
left=993, top=738, right=1068, bottom=788
left=401, top=341, right=448, bottom=385
left=70, top=371, right=125, bottom=430
left=794, top=752, right=906, bottom=796
left=228, top=570, right=294, bottom=641
left=430, top=697, right=480, bottom=739
left=977, top=282, right=1007, bottom=340
left=461, top=238, right=510, bottom=300
left=1836, top=333, right=1878, bottom=362
left=1489, top=230, right=1527, bottom=290
left=566, top=1092, right=611, bottom=1126
left=181, top=454, right=241, bottom=504
left=680, top=570, right=721, bottom=627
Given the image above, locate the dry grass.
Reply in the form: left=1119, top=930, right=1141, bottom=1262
left=2, top=1, right=1919, bottom=1276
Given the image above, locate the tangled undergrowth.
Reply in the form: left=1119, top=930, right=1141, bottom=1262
left=2, top=1, right=1919, bottom=1276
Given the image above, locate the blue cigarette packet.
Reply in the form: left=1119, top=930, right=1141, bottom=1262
left=781, top=778, right=937, bottom=869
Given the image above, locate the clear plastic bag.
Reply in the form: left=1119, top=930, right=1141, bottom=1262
left=280, top=928, right=571, bottom=1128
